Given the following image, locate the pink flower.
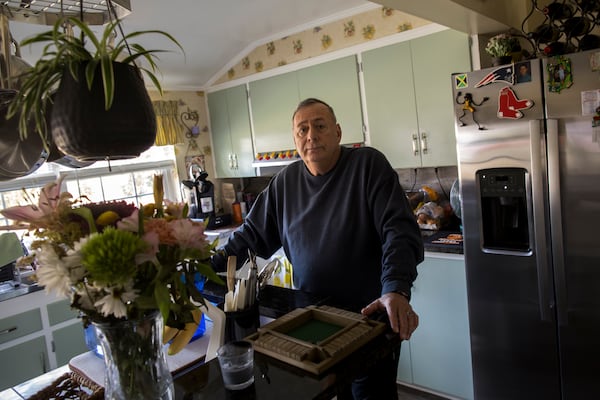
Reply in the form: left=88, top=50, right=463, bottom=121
left=137, top=231, right=159, bottom=265
left=169, top=219, right=207, bottom=250
left=117, top=209, right=140, bottom=232
left=0, top=176, right=70, bottom=224
left=144, top=218, right=178, bottom=246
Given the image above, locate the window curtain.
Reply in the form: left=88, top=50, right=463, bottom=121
left=153, top=101, right=184, bottom=146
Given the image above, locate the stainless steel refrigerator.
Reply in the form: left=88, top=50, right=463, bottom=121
left=452, top=49, right=600, bottom=400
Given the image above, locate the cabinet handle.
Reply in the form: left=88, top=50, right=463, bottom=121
left=0, top=326, right=17, bottom=335
left=228, top=154, right=234, bottom=169
left=233, top=154, right=239, bottom=170
left=412, top=134, right=419, bottom=156
left=420, top=133, right=428, bottom=154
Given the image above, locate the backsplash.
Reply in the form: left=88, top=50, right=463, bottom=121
left=397, top=166, right=457, bottom=204
left=213, top=166, right=458, bottom=225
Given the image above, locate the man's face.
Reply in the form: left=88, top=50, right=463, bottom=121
left=292, top=102, right=342, bottom=175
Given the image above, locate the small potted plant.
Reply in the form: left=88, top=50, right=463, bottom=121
left=7, top=15, right=183, bottom=161
left=485, top=33, right=521, bottom=66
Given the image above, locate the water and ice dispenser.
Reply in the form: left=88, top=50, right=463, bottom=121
left=477, top=168, right=531, bottom=252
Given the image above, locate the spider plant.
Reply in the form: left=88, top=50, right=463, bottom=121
left=7, top=16, right=183, bottom=148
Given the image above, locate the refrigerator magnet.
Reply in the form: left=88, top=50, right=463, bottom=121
left=547, top=56, right=573, bottom=93
left=455, top=91, right=489, bottom=129
left=515, top=61, right=532, bottom=83
left=455, top=74, right=468, bottom=89
left=475, top=65, right=515, bottom=88
left=497, top=87, right=534, bottom=119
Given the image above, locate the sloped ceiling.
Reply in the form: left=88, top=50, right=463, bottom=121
left=7, top=0, right=374, bottom=91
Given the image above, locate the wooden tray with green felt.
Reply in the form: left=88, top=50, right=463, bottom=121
left=246, top=305, right=387, bottom=374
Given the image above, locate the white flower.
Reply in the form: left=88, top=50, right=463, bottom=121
left=94, top=283, right=138, bottom=319
left=61, top=235, right=92, bottom=282
left=36, top=244, right=72, bottom=297
left=73, top=285, right=96, bottom=312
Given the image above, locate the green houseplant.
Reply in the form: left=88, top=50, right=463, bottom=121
left=485, top=33, right=521, bottom=65
left=7, top=15, right=183, bottom=160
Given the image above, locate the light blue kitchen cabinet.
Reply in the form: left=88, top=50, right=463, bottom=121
left=0, top=291, right=90, bottom=391
left=296, top=56, right=364, bottom=145
left=47, top=298, right=78, bottom=326
left=250, top=55, right=363, bottom=154
left=0, top=336, right=48, bottom=391
left=47, top=299, right=88, bottom=367
left=208, top=84, right=256, bottom=178
left=0, top=308, right=42, bottom=345
left=52, top=323, right=87, bottom=367
left=249, top=72, right=299, bottom=153
left=397, top=254, right=473, bottom=400
left=362, top=29, right=471, bottom=168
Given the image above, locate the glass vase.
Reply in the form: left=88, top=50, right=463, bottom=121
left=94, top=311, right=174, bottom=400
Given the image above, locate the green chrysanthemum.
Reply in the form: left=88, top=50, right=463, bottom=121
left=81, top=227, right=146, bottom=285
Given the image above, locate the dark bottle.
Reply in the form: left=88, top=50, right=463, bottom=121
left=543, top=2, right=574, bottom=20
left=544, top=41, right=572, bottom=56
left=196, top=172, right=215, bottom=220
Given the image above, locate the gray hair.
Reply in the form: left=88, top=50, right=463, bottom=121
left=292, top=98, right=337, bottom=122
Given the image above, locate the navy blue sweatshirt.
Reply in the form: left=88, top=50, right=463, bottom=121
left=224, top=146, right=423, bottom=311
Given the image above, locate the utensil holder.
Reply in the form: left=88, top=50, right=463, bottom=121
left=224, top=302, right=260, bottom=343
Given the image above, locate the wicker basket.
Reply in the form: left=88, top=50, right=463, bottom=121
left=27, top=372, right=103, bottom=400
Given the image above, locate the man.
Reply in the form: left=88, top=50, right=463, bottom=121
left=222, top=98, right=423, bottom=399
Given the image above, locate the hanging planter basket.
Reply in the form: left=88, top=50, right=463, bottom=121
left=51, top=62, right=157, bottom=162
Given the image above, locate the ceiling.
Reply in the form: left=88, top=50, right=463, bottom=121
left=6, top=0, right=377, bottom=91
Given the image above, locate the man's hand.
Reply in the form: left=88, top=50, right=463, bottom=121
left=361, top=292, right=419, bottom=340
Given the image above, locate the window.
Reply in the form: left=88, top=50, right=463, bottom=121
left=0, top=146, right=181, bottom=232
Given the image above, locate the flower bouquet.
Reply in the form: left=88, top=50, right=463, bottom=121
left=1, top=174, right=223, bottom=399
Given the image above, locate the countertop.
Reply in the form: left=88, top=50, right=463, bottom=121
left=0, top=233, right=461, bottom=305
left=421, top=230, right=463, bottom=254
left=0, top=282, right=43, bottom=302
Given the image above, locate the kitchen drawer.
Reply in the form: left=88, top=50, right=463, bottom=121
left=0, top=308, right=42, bottom=345
left=47, top=299, right=78, bottom=326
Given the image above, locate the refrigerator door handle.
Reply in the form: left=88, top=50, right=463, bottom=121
left=546, top=119, right=568, bottom=326
left=530, top=120, right=554, bottom=322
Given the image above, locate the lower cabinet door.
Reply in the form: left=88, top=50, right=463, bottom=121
left=0, top=336, right=48, bottom=391
left=397, top=256, right=474, bottom=399
left=53, top=322, right=88, bottom=367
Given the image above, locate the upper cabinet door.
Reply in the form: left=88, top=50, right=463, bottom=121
left=250, top=56, right=365, bottom=154
left=227, top=85, right=256, bottom=177
left=250, top=72, right=299, bottom=154
left=208, top=85, right=255, bottom=178
left=362, top=29, right=471, bottom=168
left=362, top=40, right=419, bottom=168
left=207, top=89, right=232, bottom=178
left=297, top=56, right=364, bottom=145
left=411, top=30, right=471, bottom=167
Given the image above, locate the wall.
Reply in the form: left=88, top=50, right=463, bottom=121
left=213, top=7, right=431, bottom=85
left=147, top=90, right=215, bottom=196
